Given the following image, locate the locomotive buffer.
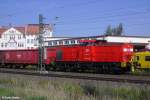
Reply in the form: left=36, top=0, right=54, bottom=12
left=38, top=14, right=48, bottom=73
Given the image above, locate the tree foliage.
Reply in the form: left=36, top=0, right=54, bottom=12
left=105, top=23, right=123, bottom=36
left=105, top=25, right=112, bottom=36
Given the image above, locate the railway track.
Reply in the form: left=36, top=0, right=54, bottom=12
left=0, top=68, right=150, bottom=84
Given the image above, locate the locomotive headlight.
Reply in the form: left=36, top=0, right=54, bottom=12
left=123, top=48, right=127, bottom=52
left=129, top=48, right=133, bottom=52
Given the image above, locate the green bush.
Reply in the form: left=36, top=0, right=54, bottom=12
left=0, top=88, right=15, bottom=96
left=80, top=83, right=99, bottom=96
left=63, top=83, right=83, bottom=95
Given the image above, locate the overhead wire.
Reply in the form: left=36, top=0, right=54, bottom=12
left=54, top=2, right=149, bottom=20
left=55, top=10, right=150, bottom=26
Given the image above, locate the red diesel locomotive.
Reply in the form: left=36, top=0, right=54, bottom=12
left=0, top=40, right=133, bottom=73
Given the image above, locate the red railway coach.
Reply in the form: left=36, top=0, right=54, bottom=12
left=0, top=49, right=39, bottom=68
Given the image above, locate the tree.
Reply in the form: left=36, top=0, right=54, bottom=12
left=104, top=23, right=123, bottom=36
left=112, top=28, right=117, bottom=35
left=105, top=25, right=112, bottom=36
left=115, top=23, right=123, bottom=36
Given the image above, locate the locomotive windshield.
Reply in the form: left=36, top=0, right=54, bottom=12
left=145, top=56, right=150, bottom=61
left=79, top=40, right=106, bottom=46
left=80, top=42, right=95, bottom=46
left=79, top=40, right=96, bottom=46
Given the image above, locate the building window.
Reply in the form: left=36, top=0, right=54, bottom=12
left=10, top=30, right=14, bottom=33
left=5, top=43, right=7, bottom=47
left=18, top=35, right=21, bottom=39
left=34, top=43, right=37, bottom=46
left=65, top=41, right=69, bottom=45
left=48, top=41, right=52, bottom=46
left=53, top=41, right=57, bottom=45
left=21, top=43, right=23, bottom=47
left=18, top=43, right=20, bottom=47
left=71, top=40, right=75, bottom=44
left=58, top=41, right=63, bottom=45
left=17, top=43, right=23, bottom=47
left=4, top=35, right=7, bottom=39
left=27, top=39, right=30, bottom=43
left=75, top=40, right=78, bottom=44
left=1, top=43, right=3, bottom=47
left=31, top=39, right=33, bottom=43
left=12, top=35, right=15, bottom=39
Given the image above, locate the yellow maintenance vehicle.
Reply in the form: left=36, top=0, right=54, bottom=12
left=131, top=51, right=150, bottom=72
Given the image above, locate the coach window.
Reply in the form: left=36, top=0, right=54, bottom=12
left=145, top=56, right=150, bottom=61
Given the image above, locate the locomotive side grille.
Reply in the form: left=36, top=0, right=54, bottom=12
left=56, top=49, right=62, bottom=60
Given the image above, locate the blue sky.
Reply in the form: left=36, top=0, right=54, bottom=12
left=0, top=0, right=150, bottom=37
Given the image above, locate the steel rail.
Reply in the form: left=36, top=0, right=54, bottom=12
left=0, top=68, right=149, bottom=84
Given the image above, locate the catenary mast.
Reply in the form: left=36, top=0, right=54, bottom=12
left=38, top=14, right=46, bottom=71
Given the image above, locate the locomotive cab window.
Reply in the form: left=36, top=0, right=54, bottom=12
left=135, top=56, right=139, bottom=61
left=80, top=42, right=95, bottom=46
left=80, top=42, right=88, bottom=46
left=145, top=56, right=150, bottom=61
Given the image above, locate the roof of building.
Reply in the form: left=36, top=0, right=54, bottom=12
left=0, top=24, right=52, bottom=36
left=26, top=24, right=52, bottom=35
left=26, top=24, right=40, bottom=35
left=0, top=28, right=7, bottom=36
left=14, top=27, right=25, bottom=33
